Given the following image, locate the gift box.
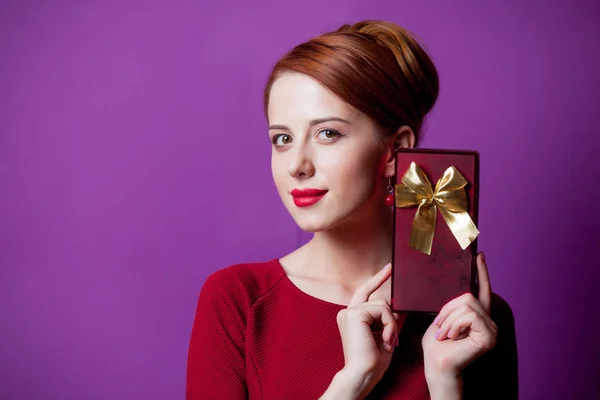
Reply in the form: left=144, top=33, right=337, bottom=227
left=391, top=148, right=480, bottom=314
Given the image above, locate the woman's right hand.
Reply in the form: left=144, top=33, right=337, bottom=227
left=335, top=263, right=407, bottom=399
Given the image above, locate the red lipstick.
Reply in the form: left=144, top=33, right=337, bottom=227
left=290, top=188, right=328, bottom=207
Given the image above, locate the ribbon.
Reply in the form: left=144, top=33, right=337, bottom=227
left=395, top=162, right=479, bottom=255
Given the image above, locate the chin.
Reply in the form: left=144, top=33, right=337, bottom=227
left=289, top=206, right=355, bottom=233
left=282, top=192, right=373, bottom=233
left=291, top=215, right=332, bottom=233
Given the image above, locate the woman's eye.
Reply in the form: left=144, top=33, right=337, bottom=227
left=272, top=134, right=293, bottom=146
left=317, top=129, right=340, bottom=141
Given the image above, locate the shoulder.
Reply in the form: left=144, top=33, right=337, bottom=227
left=462, top=292, right=519, bottom=398
left=488, top=292, right=518, bottom=361
left=197, top=259, right=286, bottom=311
left=489, top=292, right=517, bottom=335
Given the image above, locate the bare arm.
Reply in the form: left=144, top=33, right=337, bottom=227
left=318, top=369, right=363, bottom=400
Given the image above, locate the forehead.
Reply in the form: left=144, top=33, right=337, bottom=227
left=267, top=72, right=360, bottom=124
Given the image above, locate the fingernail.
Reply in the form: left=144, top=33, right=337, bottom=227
left=434, top=329, right=441, bottom=340
left=433, top=315, right=440, bottom=326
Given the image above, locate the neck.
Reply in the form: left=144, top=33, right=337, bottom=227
left=306, top=203, right=394, bottom=283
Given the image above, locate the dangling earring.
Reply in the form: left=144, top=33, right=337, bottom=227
left=385, top=176, right=395, bottom=206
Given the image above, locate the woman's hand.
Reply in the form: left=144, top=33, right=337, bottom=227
left=421, top=252, right=498, bottom=398
left=333, top=263, right=407, bottom=400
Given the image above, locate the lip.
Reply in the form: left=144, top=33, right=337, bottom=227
left=290, top=188, right=328, bottom=207
left=291, top=188, right=328, bottom=197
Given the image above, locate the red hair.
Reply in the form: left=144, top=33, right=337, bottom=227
left=263, top=20, right=439, bottom=147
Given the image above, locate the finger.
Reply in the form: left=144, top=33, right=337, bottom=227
left=476, top=252, right=492, bottom=314
left=349, top=263, right=392, bottom=307
left=447, top=312, right=497, bottom=350
left=433, top=292, right=486, bottom=329
left=381, top=319, right=397, bottom=349
left=362, top=299, right=390, bottom=307
left=353, top=303, right=397, bottom=351
left=435, top=304, right=476, bottom=341
left=367, top=275, right=392, bottom=303
left=344, top=303, right=395, bottom=325
left=359, top=300, right=391, bottom=334
left=445, top=311, right=477, bottom=341
left=453, top=327, right=469, bottom=340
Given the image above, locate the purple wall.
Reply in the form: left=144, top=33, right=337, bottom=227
left=2, top=1, right=598, bottom=398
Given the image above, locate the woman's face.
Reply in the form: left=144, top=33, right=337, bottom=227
left=267, top=72, right=390, bottom=232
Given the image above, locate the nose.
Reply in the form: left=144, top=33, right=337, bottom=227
left=288, top=143, right=315, bottom=179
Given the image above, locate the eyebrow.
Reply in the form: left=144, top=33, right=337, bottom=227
left=268, top=117, right=352, bottom=130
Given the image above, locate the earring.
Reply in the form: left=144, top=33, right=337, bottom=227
left=385, top=176, right=395, bottom=206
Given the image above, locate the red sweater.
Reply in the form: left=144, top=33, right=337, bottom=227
left=186, top=259, right=518, bottom=399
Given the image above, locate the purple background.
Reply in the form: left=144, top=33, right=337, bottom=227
left=1, top=1, right=599, bottom=398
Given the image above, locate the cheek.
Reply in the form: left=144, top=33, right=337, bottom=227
left=325, top=146, right=382, bottom=193
left=271, top=155, right=286, bottom=190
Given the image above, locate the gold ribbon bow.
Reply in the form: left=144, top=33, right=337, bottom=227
left=395, top=162, right=479, bottom=255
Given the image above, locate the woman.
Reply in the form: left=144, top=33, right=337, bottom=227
left=186, top=20, right=518, bottom=399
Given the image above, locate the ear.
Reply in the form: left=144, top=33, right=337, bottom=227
left=383, top=125, right=415, bottom=178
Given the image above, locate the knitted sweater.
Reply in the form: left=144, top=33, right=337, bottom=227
left=186, top=259, right=518, bottom=399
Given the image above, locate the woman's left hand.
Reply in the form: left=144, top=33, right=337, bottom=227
left=421, top=252, right=498, bottom=393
